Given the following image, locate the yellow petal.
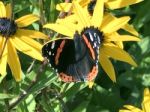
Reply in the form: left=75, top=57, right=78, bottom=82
left=6, top=3, right=11, bottom=18
left=0, top=38, right=7, bottom=76
left=56, top=14, right=77, bottom=24
left=106, top=33, right=140, bottom=41
left=56, top=18, right=78, bottom=34
left=119, top=110, right=132, bottom=112
left=123, top=105, right=142, bottom=112
left=99, top=51, right=116, bottom=82
left=88, top=81, right=94, bottom=88
left=101, top=16, right=130, bottom=34
left=102, top=44, right=137, bottom=66
left=17, top=34, right=43, bottom=51
left=17, top=29, right=48, bottom=39
left=11, top=37, right=43, bottom=61
left=122, top=24, right=139, bottom=36
left=101, top=13, right=115, bottom=25
left=0, top=37, right=7, bottom=57
left=92, top=0, right=104, bottom=27
left=0, top=1, right=6, bottom=17
left=56, top=3, right=72, bottom=12
left=105, top=0, right=143, bottom=9
left=114, top=41, right=124, bottom=49
left=0, top=53, right=7, bottom=76
left=73, top=1, right=91, bottom=28
left=79, top=0, right=91, bottom=7
left=7, top=40, right=21, bottom=81
left=142, top=99, right=150, bottom=112
left=15, top=14, right=39, bottom=28
left=143, top=88, right=150, bottom=102
left=101, top=13, right=138, bottom=36
left=44, top=23, right=74, bottom=38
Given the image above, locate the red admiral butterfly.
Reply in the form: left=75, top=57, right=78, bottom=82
left=42, top=27, right=102, bottom=82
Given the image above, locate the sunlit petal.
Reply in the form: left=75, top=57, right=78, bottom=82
left=0, top=38, right=7, bottom=76
left=92, top=0, right=104, bottom=27
left=123, top=105, right=142, bottom=111
left=101, top=16, right=130, bottom=34
left=0, top=1, right=6, bottom=17
left=105, top=0, right=143, bottom=9
left=11, top=37, right=43, bottom=61
left=44, top=23, right=74, bottom=38
left=119, top=110, right=132, bottom=112
left=73, top=1, right=91, bottom=28
left=99, top=50, right=116, bottom=82
left=79, top=0, right=91, bottom=7
left=114, top=41, right=124, bottom=49
left=17, top=34, right=43, bottom=51
left=106, top=32, right=140, bottom=41
left=100, top=13, right=116, bottom=29
left=6, top=3, right=11, bottom=18
left=142, top=99, right=150, bottom=112
left=56, top=3, right=72, bottom=12
left=122, top=24, right=139, bottom=36
left=101, top=13, right=139, bottom=36
left=17, top=29, right=48, bottom=39
left=0, top=37, right=7, bottom=57
left=143, top=88, right=150, bottom=102
left=56, top=14, right=77, bottom=24
left=0, top=53, right=7, bottom=76
left=7, top=40, right=21, bottom=81
left=56, top=18, right=78, bottom=33
left=15, top=14, right=39, bottom=28
left=102, top=45, right=137, bottom=66
left=88, top=81, right=94, bottom=88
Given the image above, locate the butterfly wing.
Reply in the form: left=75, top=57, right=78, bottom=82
left=42, top=31, right=99, bottom=82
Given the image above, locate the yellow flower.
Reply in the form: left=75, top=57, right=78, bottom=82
left=56, top=0, right=143, bottom=12
left=0, top=2, right=48, bottom=81
left=43, top=1, right=139, bottom=82
left=119, top=88, right=150, bottom=112
left=56, top=0, right=141, bottom=48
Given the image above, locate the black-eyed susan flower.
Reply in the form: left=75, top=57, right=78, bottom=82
left=56, top=0, right=141, bottom=48
left=119, top=88, right=150, bottom=112
left=0, top=2, right=48, bottom=81
left=56, top=0, right=143, bottom=12
left=43, top=1, right=140, bottom=82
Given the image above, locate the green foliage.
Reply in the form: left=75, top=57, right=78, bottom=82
left=0, top=0, right=150, bottom=112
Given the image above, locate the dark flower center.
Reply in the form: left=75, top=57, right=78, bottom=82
left=87, top=0, right=96, bottom=15
left=0, top=18, right=18, bottom=37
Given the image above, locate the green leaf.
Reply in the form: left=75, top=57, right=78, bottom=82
left=62, top=83, right=87, bottom=102
left=0, top=93, right=15, bottom=99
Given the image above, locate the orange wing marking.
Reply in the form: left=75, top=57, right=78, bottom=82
left=87, top=66, right=98, bottom=81
left=55, top=40, right=66, bottom=65
left=82, top=34, right=95, bottom=60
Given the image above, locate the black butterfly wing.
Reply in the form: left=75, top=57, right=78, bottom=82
left=42, top=33, right=98, bottom=82
left=42, top=38, right=75, bottom=71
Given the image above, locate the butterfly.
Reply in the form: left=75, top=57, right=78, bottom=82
left=42, top=28, right=101, bottom=82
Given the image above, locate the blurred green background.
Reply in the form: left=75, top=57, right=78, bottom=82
left=0, top=0, right=150, bottom=112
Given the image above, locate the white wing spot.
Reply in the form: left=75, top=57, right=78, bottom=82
left=51, top=42, right=55, bottom=49
left=89, top=32, right=94, bottom=41
left=48, top=51, right=51, bottom=55
left=94, top=42, right=97, bottom=47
